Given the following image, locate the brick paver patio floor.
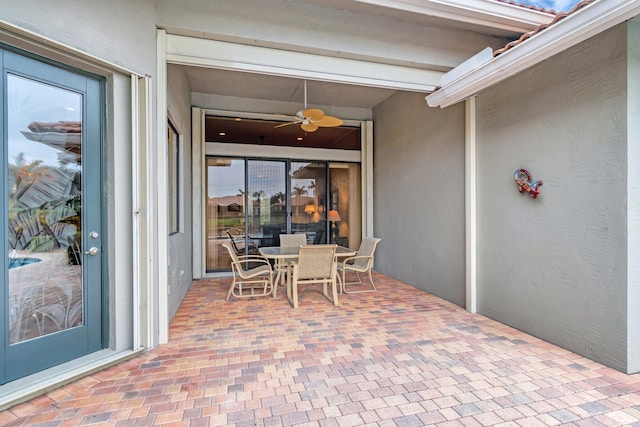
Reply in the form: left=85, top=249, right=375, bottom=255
left=2, top=273, right=640, bottom=426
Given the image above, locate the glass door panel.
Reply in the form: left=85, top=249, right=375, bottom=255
left=6, top=75, right=84, bottom=344
left=291, top=162, right=327, bottom=244
left=205, top=157, right=245, bottom=272
left=329, top=163, right=362, bottom=249
left=247, top=160, right=286, bottom=248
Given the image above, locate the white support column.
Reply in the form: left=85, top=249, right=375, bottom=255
left=131, top=74, right=154, bottom=349
left=465, top=97, right=477, bottom=313
left=156, top=29, right=169, bottom=344
left=192, top=108, right=205, bottom=279
left=361, top=121, right=374, bottom=238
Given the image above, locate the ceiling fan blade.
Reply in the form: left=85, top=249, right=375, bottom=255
left=274, top=121, right=301, bottom=128
left=301, top=122, right=319, bottom=132
left=315, top=115, right=343, bottom=127
left=303, top=108, right=324, bottom=122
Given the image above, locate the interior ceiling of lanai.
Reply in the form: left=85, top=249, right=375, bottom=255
left=161, top=0, right=553, bottom=145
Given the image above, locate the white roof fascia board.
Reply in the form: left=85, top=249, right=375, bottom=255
left=349, top=0, right=553, bottom=32
left=426, top=0, right=640, bottom=108
left=166, top=34, right=442, bottom=92
left=440, top=47, right=493, bottom=86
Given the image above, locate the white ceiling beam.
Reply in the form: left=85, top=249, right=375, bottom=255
left=349, top=0, right=553, bottom=32
left=426, top=0, right=640, bottom=108
left=166, top=35, right=442, bottom=92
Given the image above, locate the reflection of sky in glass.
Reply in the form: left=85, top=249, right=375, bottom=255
left=248, top=161, right=286, bottom=200
left=7, top=74, right=81, bottom=168
left=208, top=160, right=320, bottom=199
left=208, top=160, right=244, bottom=198
left=208, top=160, right=320, bottom=200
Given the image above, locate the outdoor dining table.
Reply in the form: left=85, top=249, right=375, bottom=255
left=258, top=245, right=357, bottom=297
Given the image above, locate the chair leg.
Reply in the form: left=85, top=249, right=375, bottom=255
left=291, top=279, right=298, bottom=308
left=273, top=270, right=280, bottom=298
left=343, top=270, right=377, bottom=293
left=330, top=279, right=339, bottom=306
left=287, top=273, right=298, bottom=308
left=226, top=280, right=235, bottom=301
left=368, top=270, right=377, bottom=291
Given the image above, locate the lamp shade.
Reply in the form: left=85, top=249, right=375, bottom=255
left=328, top=210, right=341, bottom=222
left=304, top=204, right=315, bottom=214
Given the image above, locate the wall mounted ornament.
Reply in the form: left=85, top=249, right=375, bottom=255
left=514, top=169, right=543, bottom=199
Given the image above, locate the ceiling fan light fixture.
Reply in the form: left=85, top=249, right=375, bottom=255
left=301, top=122, right=319, bottom=132
left=274, top=80, right=343, bottom=132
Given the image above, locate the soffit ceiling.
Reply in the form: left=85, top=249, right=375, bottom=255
left=185, top=67, right=397, bottom=110
left=163, top=0, right=551, bottom=145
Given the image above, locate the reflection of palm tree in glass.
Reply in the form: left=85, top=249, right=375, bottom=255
left=8, top=153, right=43, bottom=203
left=293, top=185, right=307, bottom=197
left=308, top=181, right=316, bottom=196
left=271, top=191, right=285, bottom=205
left=252, top=191, right=265, bottom=218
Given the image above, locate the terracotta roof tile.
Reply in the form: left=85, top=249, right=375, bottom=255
left=494, top=0, right=596, bottom=57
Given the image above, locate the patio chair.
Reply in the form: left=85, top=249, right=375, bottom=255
left=279, top=233, right=307, bottom=248
left=225, top=228, right=259, bottom=255
left=287, top=244, right=338, bottom=309
left=273, top=233, right=307, bottom=296
left=337, top=237, right=381, bottom=293
left=222, top=241, right=273, bottom=300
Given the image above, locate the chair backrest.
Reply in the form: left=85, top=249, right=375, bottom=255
left=224, top=234, right=241, bottom=255
left=279, top=233, right=307, bottom=248
left=221, top=241, right=240, bottom=265
left=296, top=244, right=337, bottom=280
left=353, top=237, right=381, bottom=268
left=226, top=227, right=245, bottom=240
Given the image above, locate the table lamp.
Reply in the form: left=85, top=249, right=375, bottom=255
left=328, top=210, right=341, bottom=243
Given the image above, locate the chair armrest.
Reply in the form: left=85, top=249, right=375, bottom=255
left=231, top=257, right=272, bottom=270
left=236, top=255, right=269, bottom=262
left=340, top=255, right=372, bottom=265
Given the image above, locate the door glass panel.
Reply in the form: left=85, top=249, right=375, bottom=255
left=329, top=163, right=362, bottom=249
left=206, top=157, right=245, bottom=272
left=6, top=74, right=83, bottom=344
left=291, top=162, right=327, bottom=244
left=247, top=160, right=286, bottom=248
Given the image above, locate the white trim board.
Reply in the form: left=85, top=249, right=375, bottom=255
left=156, top=29, right=169, bottom=345
left=165, top=34, right=441, bottom=92
left=205, top=143, right=361, bottom=163
left=350, top=0, right=553, bottom=32
left=426, top=0, right=640, bottom=108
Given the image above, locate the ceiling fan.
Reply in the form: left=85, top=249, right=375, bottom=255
left=275, top=80, right=344, bottom=132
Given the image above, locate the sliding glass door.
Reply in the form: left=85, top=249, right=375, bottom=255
left=206, top=157, right=361, bottom=273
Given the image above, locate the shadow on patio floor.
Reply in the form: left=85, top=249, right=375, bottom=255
left=2, top=273, right=640, bottom=426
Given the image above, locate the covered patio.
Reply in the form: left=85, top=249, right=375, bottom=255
left=2, top=275, right=640, bottom=426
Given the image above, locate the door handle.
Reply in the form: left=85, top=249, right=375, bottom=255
left=84, top=247, right=99, bottom=256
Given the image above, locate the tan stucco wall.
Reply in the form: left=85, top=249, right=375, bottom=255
left=475, top=24, right=630, bottom=372
left=167, top=65, right=194, bottom=321
left=373, top=91, right=466, bottom=307
left=0, top=0, right=157, bottom=76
